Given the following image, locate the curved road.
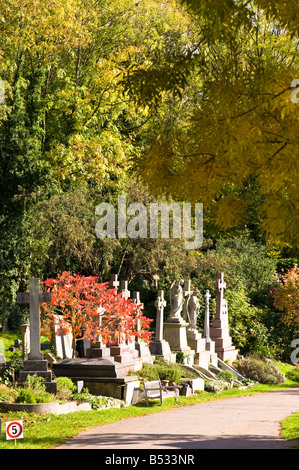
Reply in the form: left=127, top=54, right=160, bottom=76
left=58, top=388, right=299, bottom=449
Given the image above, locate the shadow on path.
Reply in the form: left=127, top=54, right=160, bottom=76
left=59, top=431, right=299, bottom=450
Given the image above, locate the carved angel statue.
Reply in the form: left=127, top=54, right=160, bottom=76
left=169, top=279, right=184, bottom=320
left=187, top=289, right=200, bottom=330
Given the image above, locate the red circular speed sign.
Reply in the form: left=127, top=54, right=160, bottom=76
left=6, top=421, right=23, bottom=439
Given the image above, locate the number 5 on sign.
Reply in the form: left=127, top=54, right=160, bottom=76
left=6, top=421, right=23, bottom=441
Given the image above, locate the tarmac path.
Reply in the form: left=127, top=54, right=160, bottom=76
left=57, top=388, right=299, bottom=449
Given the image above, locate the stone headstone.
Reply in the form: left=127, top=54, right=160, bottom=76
left=203, top=290, right=218, bottom=366
left=153, top=274, right=159, bottom=288
left=164, top=281, right=194, bottom=365
left=50, top=315, right=73, bottom=359
left=109, top=274, right=120, bottom=290
left=183, top=282, right=208, bottom=368
left=168, top=279, right=185, bottom=323
left=132, top=292, right=153, bottom=364
left=0, top=340, right=5, bottom=366
left=20, top=323, right=30, bottom=359
left=17, top=278, right=57, bottom=393
left=120, top=281, right=130, bottom=300
left=149, top=290, right=176, bottom=363
left=85, top=306, right=111, bottom=359
left=210, top=273, right=238, bottom=363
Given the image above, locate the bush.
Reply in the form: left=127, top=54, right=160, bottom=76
left=204, top=380, right=228, bottom=393
left=0, top=384, right=17, bottom=403
left=15, top=374, right=56, bottom=404
left=285, top=369, right=299, bottom=383
left=0, top=353, right=23, bottom=386
left=15, top=388, right=37, bottom=404
left=137, top=359, right=183, bottom=384
left=56, top=376, right=76, bottom=401
left=72, top=389, right=124, bottom=409
left=234, top=354, right=285, bottom=384
left=217, top=370, right=235, bottom=382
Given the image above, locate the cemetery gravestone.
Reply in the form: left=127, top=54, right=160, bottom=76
left=203, top=290, right=218, bottom=366
left=17, top=278, right=57, bottom=393
left=86, top=306, right=111, bottom=359
left=149, top=290, right=176, bottom=363
left=182, top=282, right=209, bottom=368
left=210, top=273, right=238, bottom=363
left=50, top=315, right=73, bottom=360
left=20, top=324, right=30, bottom=359
left=153, top=274, right=159, bottom=288
left=132, top=292, right=153, bottom=364
left=0, top=340, right=5, bottom=366
left=120, top=281, right=130, bottom=300
left=164, top=280, right=194, bottom=364
left=109, top=274, right=120, bottom=290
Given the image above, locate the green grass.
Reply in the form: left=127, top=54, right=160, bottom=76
left=280, top=412, right=299, bottom=449
left=0, top=332, right=23, bottom=360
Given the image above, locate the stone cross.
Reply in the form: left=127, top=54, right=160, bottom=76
left=183, top=279, right=192, bottom=298
left=183, top=279, right=192, bottom=322
left=132, top=291, right=144, bottom=342
left=95, top=305, right=105, bottom=346
left=215, top=272, right=226, bottom=319
left=120, top=280, right=130, bottom=300
left=17, top=278, right=52, bottom=361
left=203, top=290, right=211, bottom=339
left=109, top=274, right=119, bottom=290
left=132, top=291, right=144, bottom=309
left=154, top=290, right=167, bottom=342
left=153, top=274, right=159, bottom=288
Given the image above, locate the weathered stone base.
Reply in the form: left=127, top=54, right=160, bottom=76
left=52, top=357, right=140, bottom=402
left=210, top=319, right=238, bottom=364
left=215, top=346, right=238, bottom=363
left=135, top=342, right=154, bottom=364
left=85, top=343, right=142, bottom=373
left=0, top=401, right=92, bottom=415
left=163, top=321, right=190, bottom=352
left=149, top=340, right=176, bottom=363
left=18, top=359, right=57, bottom=394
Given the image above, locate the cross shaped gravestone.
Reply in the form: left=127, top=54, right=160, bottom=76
left=203, top=290, right=211, bottom=339
left=132, top=292, right=144, bottom=334
left=154, top=290, right=166, bottom=342
left=153, top=274, right=159, bottom=288
left=120, top=280, right=130, bottom=300
left=17, top=278, right=52, bottom=360
left=215, top=272, right=226, bottom=320
left=183, top=279, right=192, bottom=322
left=132, top=291, right=143, bottom=309
left=109, top=274, right=120, bottom=290
left=183, top=279, right=192, bottom=298
left=132, top=292, right=144, bottom=341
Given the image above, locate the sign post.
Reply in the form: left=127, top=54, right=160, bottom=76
left=6, top=420, right=23, bottom=444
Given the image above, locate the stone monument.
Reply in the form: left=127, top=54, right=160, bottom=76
left=210, top=273, right=238, bottom=363
left=50, top=315, right=73, bottom=359
left=132, top=291, right=153, bottom=364
left=163, top=280, right=194, bottom=365
left=203, top=290, right=218, bottom=366
left=120, top=280, right=130, bottom=300
left=20, top=323, right=30, bottom=359
left=109, top=274, right=120, bottom=290
left=17, top=278, right=57, bottom=393
left=183, top=281, right=209, bottom=368
left=0, top=340, right=5, bottom=369
left=149, top=290, right=176, bottom=362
